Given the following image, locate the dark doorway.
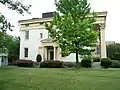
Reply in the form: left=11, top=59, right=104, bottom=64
left=50, top=51, right=54, bottom=60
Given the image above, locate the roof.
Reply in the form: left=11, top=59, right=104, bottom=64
left=18, top=11, right=107, bottom=25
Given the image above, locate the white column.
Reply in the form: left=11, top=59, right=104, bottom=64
left=54, top=46, right=56, bottom=60
left=40, top=46, right=46, bottom=61
left=100, top=24, right=107, bottom=58
left=44, top=47, right=47, bottom=61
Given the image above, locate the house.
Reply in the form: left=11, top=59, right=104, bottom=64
left=0, top=48, right=8, bottom=66
left=18, top=12, right=107, bottom=62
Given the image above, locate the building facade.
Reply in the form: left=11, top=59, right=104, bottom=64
left=19, top=12, right=107, bottom=62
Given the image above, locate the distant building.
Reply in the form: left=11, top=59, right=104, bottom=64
left=18, top=12, right=107, bottom=62
left=0, top=48, right=8, bottom=66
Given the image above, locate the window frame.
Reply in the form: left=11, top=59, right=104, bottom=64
left=25, top=31, right=29, bottom=40
left=40, top=33, right=43, bottom=39
left=24, top=48, right=28, bottom=57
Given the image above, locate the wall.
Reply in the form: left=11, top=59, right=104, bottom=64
left=20, top=28, right=48, bottom=61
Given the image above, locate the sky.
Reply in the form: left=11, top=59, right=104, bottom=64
left=0, top=0, right=120, bottom=43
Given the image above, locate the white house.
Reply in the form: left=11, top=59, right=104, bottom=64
left=18, top=12, right=107, bottom=62
left=0, top=48, right=8, bottom=66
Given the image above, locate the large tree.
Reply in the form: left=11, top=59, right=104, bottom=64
left=0, top=0, right=30, bottom=62
left=46, top=0, right=98, bottom=65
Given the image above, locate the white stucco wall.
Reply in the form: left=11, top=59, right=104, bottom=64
left=61, top=53, right=82, bottom=62
left=20, top=28, right=48, bottom=61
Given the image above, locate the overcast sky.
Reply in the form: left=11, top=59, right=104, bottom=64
left=0, top=0, right=120, bottom=42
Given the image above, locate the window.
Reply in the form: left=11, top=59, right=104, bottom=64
left=40, top=33, right=43, bottom=39
left=24, top=48, right=28, bottom=57
left=25, top=31, right=29, bottom=40
left=97, top=45, right=100, bottom=55
left=1, top=56, right=4, bottom=62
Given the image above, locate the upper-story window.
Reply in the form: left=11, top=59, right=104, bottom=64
left=25, top=31, right=29, bottom=40
left=40, top=33, right=43, bottom=39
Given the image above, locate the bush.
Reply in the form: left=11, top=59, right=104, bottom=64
left=93, top=57, right=100, bottom=62
left=40, top=61, right=63, bottom=68
left=81, top=58, right=92, bottom=68
left=13, top=59, right=33, bottom=67
left=62, top=62, right=75, bottom=68
left=111, top=60, right=120, bottom=68
left=36, top=54, right=42, bottom=62
left=101, top=58, right=112, bottom=69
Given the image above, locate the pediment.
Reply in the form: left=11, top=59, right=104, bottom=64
left=41, top=38, right=53, bottom=43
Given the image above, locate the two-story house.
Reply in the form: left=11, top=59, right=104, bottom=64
left=18, top=12, right=107, bottom=62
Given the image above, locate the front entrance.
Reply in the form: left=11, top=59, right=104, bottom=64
left=50, top=51, right=54, bottom=60
left=47, top=46, right=54, bottom=60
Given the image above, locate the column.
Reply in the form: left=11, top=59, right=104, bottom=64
left=100, top=24, right=107, bottom=58
left=54, top=46, right=56, bottom=60
left=44, top=47, right=47, bottom=61
left=41, top=47, right=44, bottom=62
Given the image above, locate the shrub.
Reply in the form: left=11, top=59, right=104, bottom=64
left=101, top=58, right=112, bottom=69
left=81, top=58, right=92, bottom=68
left=13, top=59, right=33, bottom=67
left=62, top=62, right=75, bottom=68
left=40, top=61, right=63, bottom=68
left=93, top=57, right=101, bottom=62
left=111, top=60, right=120, bottom=68
left=36, top=54, right=42, bottom=62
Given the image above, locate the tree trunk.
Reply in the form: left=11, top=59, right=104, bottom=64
left=76, top=50, right=79, bottom=68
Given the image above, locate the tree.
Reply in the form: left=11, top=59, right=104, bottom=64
left=107, top=43, right=120, bottom=61
left=0, top=34, right=20, bottom=63
left=46, top=0, right=98, bottom=65
left=7, top=36, right=20, bottom=63
left=0, top=0, right=31, bottom=32
left=36, top=54, right=42, bottom=63
left=0, top=0, right=30, bottom=62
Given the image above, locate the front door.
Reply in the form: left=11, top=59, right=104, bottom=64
left=50, top=51, right=54, bottom=60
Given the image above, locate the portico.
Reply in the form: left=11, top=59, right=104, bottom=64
left=39, top=38, right=61, bottom=61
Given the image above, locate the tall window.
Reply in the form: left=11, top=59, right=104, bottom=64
left=24, top=48, right=28, bottom=57
left=25, top=31, right=29, bottom=40
left=97, top=45, right=100, bottom=56
left=40, top=33, right=43, bottom=39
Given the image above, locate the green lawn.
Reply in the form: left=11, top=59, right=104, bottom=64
left=0, top=67, right=120, bottom=90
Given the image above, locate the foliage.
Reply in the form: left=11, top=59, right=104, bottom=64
left=101, top=58, right=112, bottom=69
left=40, top=61, right=63, bottom=68
left=0, top=0, right=31, bottom=32
left=111, top=60, right=120, bottom=68
left=36, top=54, right=42, bottom=62
left=45, top=0, right=98, bottom=64
left=13, top=59, right=33, bottom=67
left=62, top=62, right=76, bottom=68
left=0, top=33, right=20, bottom=63
left=81, top=58, right=92, bottom=68
left=93, top=57, right=101, bottom=62
left=107, top=43, right=120, bottom=61
left=0, top=0, right=30, bottom=61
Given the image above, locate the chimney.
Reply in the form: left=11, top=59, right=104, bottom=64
left=42, top=12, right=54, bottom=18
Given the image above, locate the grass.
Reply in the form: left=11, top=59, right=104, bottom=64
left=0, top=67, right=120, bottom=90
